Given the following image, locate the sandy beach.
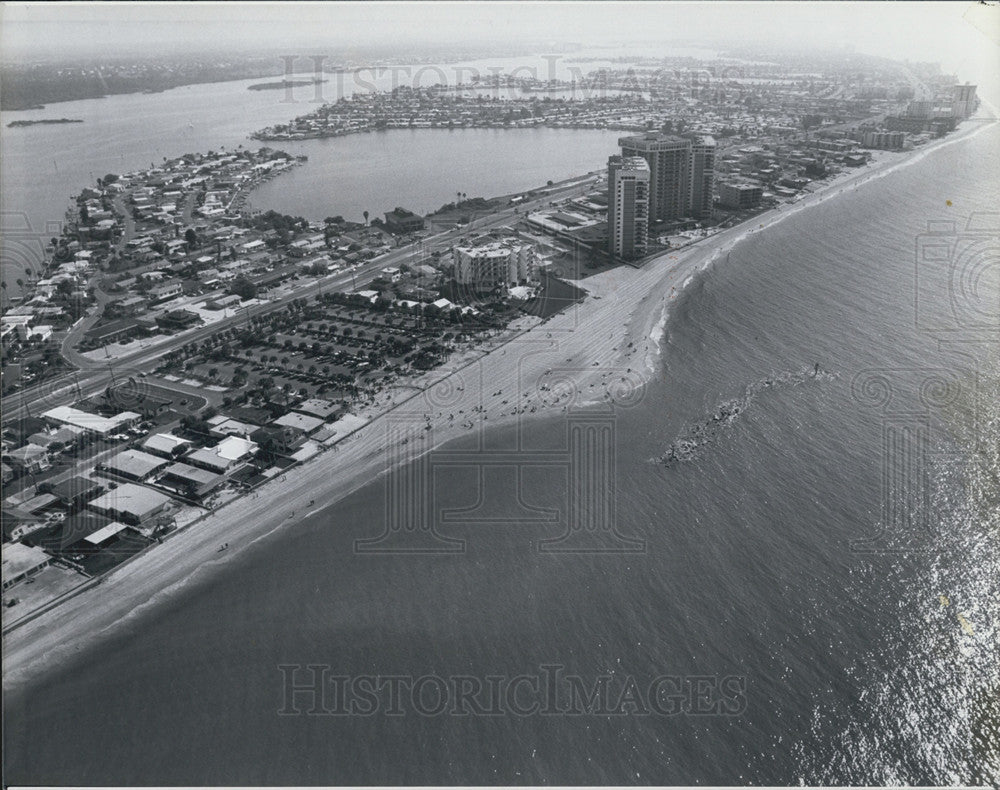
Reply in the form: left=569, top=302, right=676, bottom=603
left=4, top=115, right=995, bottom=692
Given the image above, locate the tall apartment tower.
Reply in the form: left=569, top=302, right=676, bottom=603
left=618, top=132, right=716, bottom=222
left=688, top=135, right=717, bottom=220
left=607, top=155, right=650, bottom=260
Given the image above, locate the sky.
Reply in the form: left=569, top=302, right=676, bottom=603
left=1, top=2, right=997, bottom=82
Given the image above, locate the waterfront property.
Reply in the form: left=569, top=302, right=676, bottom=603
left=453, top=238, right=537, bottom=289
left=618, top=132, right=716, bottom=222
left=1, top=543, right=50, bottom=590
left=718, top=181, right=764, bottom=211
left=87, top=483, right=171, bottom=526
left=383, top=207, right=425, bottom=234
left=607, top=155, right=650, bottom=260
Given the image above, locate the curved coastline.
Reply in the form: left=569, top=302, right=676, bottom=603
left=4, top=112, right=997, bottom=694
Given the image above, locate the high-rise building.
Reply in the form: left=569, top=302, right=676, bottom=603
left=607, top=155, right=649, bottom=260
left=618, top=133, right=689, bottom=223
left=618, top=132, right=716, bottom=222
left=688, top=135, right=716, bottom=220
left=453, top=238, right=535, bottom=288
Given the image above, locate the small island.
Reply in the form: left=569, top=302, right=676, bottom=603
left=248, top=78, right=327, bottom=91
left=7, top=117, right=84, bottom=127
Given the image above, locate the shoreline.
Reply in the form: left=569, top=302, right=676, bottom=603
left=4, top=114, right=996, bottom=694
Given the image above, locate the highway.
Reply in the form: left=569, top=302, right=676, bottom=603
left=2, top=172, right=602, bottom=427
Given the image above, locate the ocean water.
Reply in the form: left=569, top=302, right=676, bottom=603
left=4, top=125, right=999, bottom=784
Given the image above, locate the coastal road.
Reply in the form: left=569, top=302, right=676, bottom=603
left=2, top=173, right=602, bottom=428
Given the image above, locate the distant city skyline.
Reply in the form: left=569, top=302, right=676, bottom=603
left=1, top=1, right=996, bottom=82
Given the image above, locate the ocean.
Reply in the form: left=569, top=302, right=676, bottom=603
left=4, top=115, right=999, bottom=787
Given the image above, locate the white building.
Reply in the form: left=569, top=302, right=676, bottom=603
left=452, top=238, right=536, bottom=289
left=608, top=155, right=650, bottom=259
left=42, top=406, right=141, bottom=437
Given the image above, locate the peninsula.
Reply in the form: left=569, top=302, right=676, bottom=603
left=6, top=118, right=84, bottom=127
left=248, top=78, right=328, bottom=91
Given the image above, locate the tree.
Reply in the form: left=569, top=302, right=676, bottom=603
left=363, top=210, right=369, bottom=226
left=184, top=228, right=198, bottom=248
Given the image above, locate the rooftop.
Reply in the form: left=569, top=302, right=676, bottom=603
left=83, top=521, right=130, bottom=545
left=101, top=449, right=168, bottom=479
left=273, top=412, right=325, bottom=433
left=142, top=433, right=191, bottom=455
left=42, top=406, right=141, bottom=435
left=2, top=542, right=50, bottom=579
left=89, top=483, right=170, bottom=518
left=162, top=461, right=220, bottom=486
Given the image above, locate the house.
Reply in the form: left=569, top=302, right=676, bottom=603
left=42, top=406, right=141, bottom=437
left=1, top=505, right=46, bottom=542
left=27, top=325, right=53, bottom=342
left=384, top=207, right=425, bottom=233
left=30, top=513, right=110, bottom=555
left=84, top=318, right=145, bottom=346
left=5, top=444, right=50, bottom=474
left=107, top=295, right=148, bottom=317
left=184, top=436, right=257, bottom=474
left=227, top=406, right=274, bottom=426
left=2, top=542, right=51, bottom=590
left=97, top=385, right=172, bottom=419
left=98, top=449, right=169, bottom=482
left=250, top=425, right=307, bottom=456
left=159, top=462, right=225, bottom=499
left=142, top=433, right=192, bottom=459
left=39, top=475, right=105, bottom=507
left=273, top=411, right=326, bottom=435
left=26, top=425, right=85, bottom=451
left=88, top=483, right=170, bottom=525
left=18, top=492, right=59, bottom=517
left=148, top=279, right=183, bottom=303
left=208, top=416, right=261, bottom=439
left=294, top=398, right=345, bottom=421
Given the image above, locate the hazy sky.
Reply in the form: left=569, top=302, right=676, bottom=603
left=1, top=2, right=997, bottom=80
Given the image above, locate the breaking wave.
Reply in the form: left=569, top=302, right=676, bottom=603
left=655, top=364, right=836, bottom=468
